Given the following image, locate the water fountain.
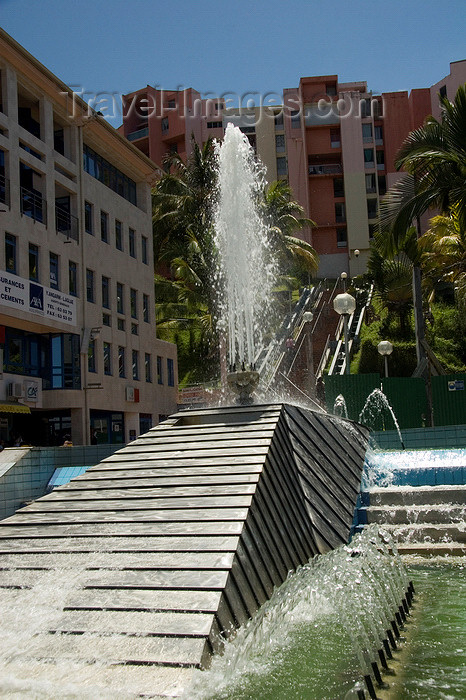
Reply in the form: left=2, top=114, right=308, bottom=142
left=0, top=127, right=417, bottom=698
left=214, top=123, right=276, bottom=403
left=359, top=388, right=405, bottom=449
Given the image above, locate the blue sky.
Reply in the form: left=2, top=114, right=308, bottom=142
left=1, top=0, right=465, bottom=125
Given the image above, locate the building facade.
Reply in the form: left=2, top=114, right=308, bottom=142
left=0, top=29, right=177, bottom=447
left=121, top=61, right=466, bottom=280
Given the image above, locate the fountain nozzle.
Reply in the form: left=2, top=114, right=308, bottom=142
left=227, top=369, right=260, bottom=405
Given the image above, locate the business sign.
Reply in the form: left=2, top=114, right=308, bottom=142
left=178, top=385, right=205, bottom=404
left=25, top=381, right=40, bottom=402
left=448, top=379, right=464, bottom=392
left=0, top=271, right=76, bottom=326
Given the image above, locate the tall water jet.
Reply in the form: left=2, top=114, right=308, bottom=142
left=214, top=123, right=276, bottom=401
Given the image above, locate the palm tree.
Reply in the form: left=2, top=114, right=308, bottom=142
left=378, top=84, right=466, bottom=369
left=379, top=83, right=466, bottom=251
left=152, top=137, right=218, bottom=325
left=262, top=179, right=318, bottom=279
left=420, top=206, right=466, bottom=323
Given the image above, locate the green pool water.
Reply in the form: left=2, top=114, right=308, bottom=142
left=386, top=563, right=466, bottom=700
left=187, top=561, right=466, bottom=700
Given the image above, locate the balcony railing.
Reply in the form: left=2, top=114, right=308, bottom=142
left=20, top=186, right=46, bottom=224
left=55, top=205, right=79, bottom=242
left=0, top=174, right=9, bottom=207
left=308, top=164, right=342, bottom=175
left=127, top=126, right=149, bottom=141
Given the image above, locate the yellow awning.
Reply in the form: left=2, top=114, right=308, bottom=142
left=0, top=402, right=31, bottom=414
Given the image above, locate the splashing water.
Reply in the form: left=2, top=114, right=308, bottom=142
left=359, top=389, right=405, bottom=449
left=184, top=525, right=409, bottom=700
left=214, top=123, right=276, bottom=371
left=333, top=393, right=349, bottom=419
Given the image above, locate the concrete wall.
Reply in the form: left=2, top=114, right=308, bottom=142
left=0, top=444, right=118, bottom=519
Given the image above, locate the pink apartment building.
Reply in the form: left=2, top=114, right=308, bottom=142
left=121, top=61, right=466, bottom=279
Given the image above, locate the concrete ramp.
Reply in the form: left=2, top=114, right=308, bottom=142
left=0, top=403, right=368, bottom=697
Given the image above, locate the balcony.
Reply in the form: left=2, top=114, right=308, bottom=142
left=55, top=205, right=79, bottom=242
left=308, top=164, right=342, bottom=176
left=20, top=186, right=46, bottom=224
left=0, top=174, right=9, bottom=207
left=127, top=126, right=149, bottom=141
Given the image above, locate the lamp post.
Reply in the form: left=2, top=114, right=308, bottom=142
left=333, top=291, right=356, bottom=375
left=378, top=340, right=393, bottom=378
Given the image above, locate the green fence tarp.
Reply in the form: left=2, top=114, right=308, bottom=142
left=431, top=374, right=466, bottom=426
left=381, top=377, right=428, bottom=429
left=324, top=374, right=380, bottom=423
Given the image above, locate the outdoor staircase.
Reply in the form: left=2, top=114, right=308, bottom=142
left=358, top=485, right=466, bottom=556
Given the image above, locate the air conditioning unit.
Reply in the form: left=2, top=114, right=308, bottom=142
left=7, top=382, right=23, bottom=399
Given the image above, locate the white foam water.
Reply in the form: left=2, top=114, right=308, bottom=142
left=214, top=123, right=276, bottom=371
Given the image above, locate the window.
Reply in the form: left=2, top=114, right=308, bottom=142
left=131, top=323, right=138, bottom=335
left=86, top=268, right=95, bottom=303
left=88, top=338, right=96, bottom=372
left=103, top=313, right=111, bottom=327
left=85, top=201, right=93, bottom=234
left=274, top=112, right=284, bottom=130
left=83, top=144, right=137, bottom=206
left=69, top=261, right=78, bottom=296
left=115, top=220, right=123, bottom=250
left=141, top=235, right=148, bottom=264
left=54, top=127, right=65, bottom=155
left=207, top=121, right=222, bottom=129
left=365, top=173, right=376, bottom=194
left=378, top=175, right=387, bottom=195
left=49, top=333, right=81, bottom=389
left=439, top=85, right=447, bottom=99
left=145, top=353, right=152, bottom=383
left=132, top=349, right=139, bottom=380
left=333, top=178, right=344, bottom=198
left=118, top=346, right=125, bottom=378
left=143, top=294, right=150, bottom=323
left=275, top=134, right=285, bottom=153
left=103, top=342, right=112, bottom=375
left=374, top=125, right=383, bottom=144
left=362, top=123, right=373, bottom=141
left=161, top=117, right=169, bottom=132
left=337, top=229, right=348, bottom=248
left=117, top=318, right=125, bottom=331
left=326, top=84, right=337, bottom=97
left=29, top=243, right=39, bottom=281
left=369, top=224, right=377, bottom=239
left=167, top=99, right=176, bottom=109
left=129, top=228, right=136, bottom=258
left=290, top=110, right=300, bottom=129
left=157, top=355, right=163, bottom=384
left=330, top=128, right=341, bottom=148
left=167, top=358, right=174, bottom=387
left=117, top=282, right=124, bottom=314
left=367, top=198, right=378, bottom=219
left=130, top=288, right=138, bottom=319
left=276, top=157, right=287, bottom=176
left=335, top=202, right=346, bottom=223
left=49, top=253, right=59, bottom=289
left=100, top=210, right=109, bottom=243
left=376, top=150, right=385, bottom=169
left=364, top=148, right=375, bottom=168
left=102, top=276, right=110, bottom=309
left=5, top=233, right=16, bottom=273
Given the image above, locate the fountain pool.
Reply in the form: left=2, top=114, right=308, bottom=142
left=182, top=557, right=465, bottom=700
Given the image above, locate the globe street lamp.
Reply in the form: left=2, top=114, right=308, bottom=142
left=333, top=291, right=356, bottom=375
left=378, top=340, right=393, bottom=377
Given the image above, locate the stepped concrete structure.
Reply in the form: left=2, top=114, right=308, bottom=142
left=0, top=403, right=368, bottom=697
left=360, top=485, right=466, bottom=557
